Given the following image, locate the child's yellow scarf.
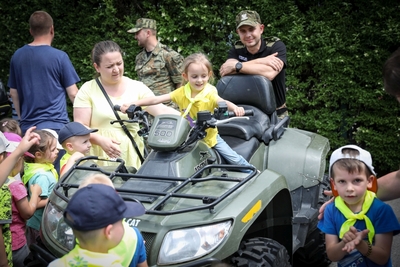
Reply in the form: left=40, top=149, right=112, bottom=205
left=335, top=190, right=375, bottom=243
left=182, top=83, right=213, bottom=118
left=23, top=162, right=58, bottom=185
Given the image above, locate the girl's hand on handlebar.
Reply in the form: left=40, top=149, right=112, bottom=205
left=233, top=106, right=245, bottom=116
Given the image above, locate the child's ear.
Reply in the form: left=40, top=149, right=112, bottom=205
left=65, top=142, right=74, bottom=152
left=329, top=177, right=336, bottom=189
left=182, top=72, right=187, bottom=81
left=34, top=151, right=43, bottom=160
left=104, top=224, right=113, bottom=240
left=366, top=175, right=376, bottom=190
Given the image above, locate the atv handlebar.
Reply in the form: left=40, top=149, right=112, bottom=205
left=227, top=109, right=253, bottom=117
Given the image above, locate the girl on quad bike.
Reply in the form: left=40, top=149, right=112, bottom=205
left=121, top=52, right=252, bottom=170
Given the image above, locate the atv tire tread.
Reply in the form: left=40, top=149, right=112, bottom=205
left=231, top=237, right=290, bottom=267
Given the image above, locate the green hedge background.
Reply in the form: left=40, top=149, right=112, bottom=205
left=1, top=0, right=399, bottom=175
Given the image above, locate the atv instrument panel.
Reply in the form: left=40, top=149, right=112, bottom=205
left=147, top=114, right=190, bottom=151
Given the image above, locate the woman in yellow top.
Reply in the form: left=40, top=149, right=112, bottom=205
left=74, top=41, right=178, bottom=170
left=121, top=52, right=252, bottom=169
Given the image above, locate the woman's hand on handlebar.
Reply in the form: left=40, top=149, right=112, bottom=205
left=120, top=103, right=134, bottom=114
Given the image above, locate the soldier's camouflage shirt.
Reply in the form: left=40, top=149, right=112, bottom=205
left=135, top=41, right=183, bottom=98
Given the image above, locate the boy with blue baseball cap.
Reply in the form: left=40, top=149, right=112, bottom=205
left=49, top=183, right=147, bottom=267
left=58, top=122, right=98, bottom=175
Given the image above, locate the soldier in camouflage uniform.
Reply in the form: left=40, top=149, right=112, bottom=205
left=128, top=18, right=184, bottom=109
left=219, top=10, right=288, bottom=119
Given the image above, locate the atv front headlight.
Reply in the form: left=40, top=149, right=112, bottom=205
left=42, top=202, right=74, bottom=251
left=158, top=220, right=232, bottom=265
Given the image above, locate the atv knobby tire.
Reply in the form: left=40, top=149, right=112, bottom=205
left=231, top=237, right=290, bottom=267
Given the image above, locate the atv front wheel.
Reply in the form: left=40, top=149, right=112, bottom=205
left=231, top=237, right=290, bottom=267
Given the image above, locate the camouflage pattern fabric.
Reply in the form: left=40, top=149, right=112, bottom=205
left=0, top=183, right=12, bottom=267
left=127, top=18, right=157, bottom=33
left=135, top=41, right=183, bottom=108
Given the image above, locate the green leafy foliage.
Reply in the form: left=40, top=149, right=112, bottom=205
left=0, top=0, right=399, bottom=174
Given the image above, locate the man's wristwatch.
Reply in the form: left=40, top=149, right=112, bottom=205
left=235, top=62, right=242, bottom=73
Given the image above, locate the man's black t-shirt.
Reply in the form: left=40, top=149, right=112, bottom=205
left=228, top=37, right=287, bottom=108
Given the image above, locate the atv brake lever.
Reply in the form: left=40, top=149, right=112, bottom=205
left=215, top=116, right=250, bottom=126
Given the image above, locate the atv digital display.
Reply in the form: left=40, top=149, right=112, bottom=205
left=147, top=114, right=190, bottom=151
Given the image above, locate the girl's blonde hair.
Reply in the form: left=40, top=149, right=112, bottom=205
left=24, top=130, right=55, bottom=163
left=182, top=53, right=215, bottom=84
left=0, top=118, right=22, bottom=136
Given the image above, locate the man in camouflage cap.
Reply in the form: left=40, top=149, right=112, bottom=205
left=128, top=18, right=183, bottom=109
left=219, top=10, right=288, bottom=119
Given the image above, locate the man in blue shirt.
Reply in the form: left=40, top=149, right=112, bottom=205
left=8, top=10, right=80, bottom=134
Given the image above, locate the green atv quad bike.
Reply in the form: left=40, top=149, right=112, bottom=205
left=28, top=75, right=331, bottom=267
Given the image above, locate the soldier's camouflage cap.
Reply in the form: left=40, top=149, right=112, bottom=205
left=127, top=18, right=157, bottom=33
left=236, top=10, right=261, bottom=29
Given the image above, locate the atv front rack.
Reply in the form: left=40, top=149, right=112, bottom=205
left=54, top=157, right=258, bottom=215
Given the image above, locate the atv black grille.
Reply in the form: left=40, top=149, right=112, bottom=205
left=142, top=231, right=156, bottom=256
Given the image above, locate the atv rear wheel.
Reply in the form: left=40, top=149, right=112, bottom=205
left=231, top=237, right=290, bottom=267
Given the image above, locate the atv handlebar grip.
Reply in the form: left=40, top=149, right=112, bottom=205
left=244, top=110, right=254, bottom=116
left=114, top=105, right=121, bottom=111
left=228, top=109, right=253, bottom=117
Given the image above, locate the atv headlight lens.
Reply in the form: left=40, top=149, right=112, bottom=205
left=158, top=220, right=232, bottom=265
left=42, top=202, right=74, bottom=251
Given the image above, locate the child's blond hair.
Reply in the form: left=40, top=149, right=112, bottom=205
left=182, top=53, right=215, bottom=84
left=0, top=118, right=22, bottom=136
left=79, top=174, right=114, bottom=188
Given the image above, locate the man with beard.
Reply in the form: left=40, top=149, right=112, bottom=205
left=128, top=18, right=183, bottom=108
left=219, top=10, right=288, bottom=119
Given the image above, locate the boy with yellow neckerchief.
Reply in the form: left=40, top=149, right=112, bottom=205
left=318, top=145, right=400, bottom=267
left=48, top=174, right=148, bottom=267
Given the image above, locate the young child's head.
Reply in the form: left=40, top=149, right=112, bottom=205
left=0, top=118, right=22, bottom=136
left=79, top=173, right=114, bottom=189
left=25, top=129, right=59, bottom=164
left=0, top=131, right=17, bottom=162
left=3, top=132, right=35, bottom=176
left=58, top=122, right=97, bottom=156
left=63, top=183, right=145, bottom=252
left=182, top=53, right=214, bottom=91
left=329, top=145, right=376, bottom=203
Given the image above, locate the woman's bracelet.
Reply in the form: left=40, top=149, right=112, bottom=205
left=364, top=240, right=372, bottom=257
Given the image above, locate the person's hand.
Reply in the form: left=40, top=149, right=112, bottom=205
left=219, top=60, right=237, bottom=77
left=100, top=136, right=121, bottom=159
left=29, top=184, right=42, bottom=196
left=258, top=52, right=284, bottom=71
left=233, top=106, right=245, bottom=116
left=120, top=103, right=135, bottom=114
left=16, top=126, right=40, bottom=155
left=318, top=190, right=334, bottom=220
left=342, top=227, right=369, bottom=252
left=70, top=151, right=85, bottom=162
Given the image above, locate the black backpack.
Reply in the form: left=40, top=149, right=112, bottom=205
left=0, top=79, right=11, bottom=118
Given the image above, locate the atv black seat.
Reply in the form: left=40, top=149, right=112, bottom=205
left=216, top=75, right=278, bottom=143
left=216, top=75, right=277, bottom=115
